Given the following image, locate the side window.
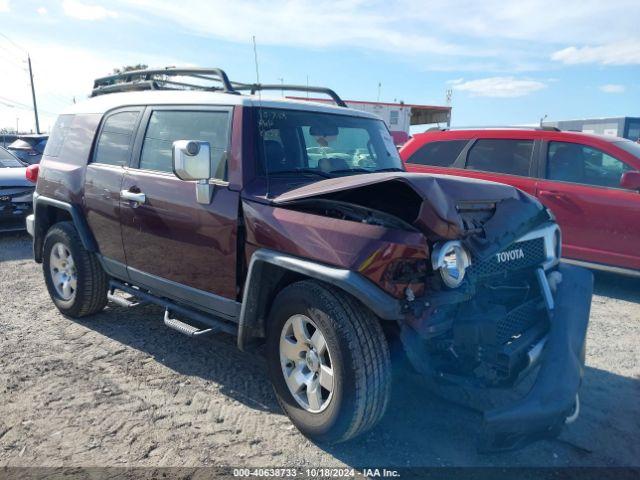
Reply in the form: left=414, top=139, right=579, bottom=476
left=466, top=139, right=534, bottom=176
left=389, top=110, right=399, bottom=126
left=406, top=140, right=467, bottom=167
left=547, top=141, right=632, bottom=188
left=43, top=114, right=74, bottom=157
left=139, top=110, right=230, bottom=178
left=93, top=111, right=140, bottom=166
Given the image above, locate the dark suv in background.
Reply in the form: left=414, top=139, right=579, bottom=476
left=7, top=134, right=48, bottom=164
left=26, top=68, right=592, bottom=452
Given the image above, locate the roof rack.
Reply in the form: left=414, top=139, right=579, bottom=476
left=91, top=68, right=237, bottom=97
left=90, top=67, right=348, bottom=107
left=231, top=82, right=347, bottom=108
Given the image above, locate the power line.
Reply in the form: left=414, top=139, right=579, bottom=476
left=0, top=95, right=32, bottom=110
left=0, top=32, right=28, bottom=53
left=0, top=41, right=25, bottom=63
left=0, top=95, right=56, bottom=114
left=0, top=51, right=27, bottom=71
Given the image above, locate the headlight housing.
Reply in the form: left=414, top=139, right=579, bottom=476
left=431, top=240, right=471, bottom=288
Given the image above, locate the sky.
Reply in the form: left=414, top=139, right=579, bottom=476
left=0, top=0, right=639, bottom=133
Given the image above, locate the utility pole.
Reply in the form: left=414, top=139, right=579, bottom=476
left=27, top=55, right=40, bottom=134
left=377, top=82, right=382, bottom=102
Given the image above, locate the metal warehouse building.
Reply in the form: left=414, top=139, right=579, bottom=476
left=542, top=116, right=640, bottom=141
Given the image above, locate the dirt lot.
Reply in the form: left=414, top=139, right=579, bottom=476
left=1, top=231, right=639, bottom=468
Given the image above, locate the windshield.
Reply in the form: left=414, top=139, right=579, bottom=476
left=614, top=140, right=640, bottom=160
left=256, top=108, right=403, bottom=178
left=0, top=148, right=25, bottom=167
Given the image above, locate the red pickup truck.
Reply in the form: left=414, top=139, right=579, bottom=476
left=401, top=128, right=640, bottom=276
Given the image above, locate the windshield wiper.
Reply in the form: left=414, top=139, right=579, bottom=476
left=329, top=167, right=405, bottom=175
left=328, top=168, right=370, bottom=174
left=270, top=168, right=333, bottom=178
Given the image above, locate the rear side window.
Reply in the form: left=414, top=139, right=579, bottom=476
left=406, top=140, right=467, bottom=167
left=139, top=110, right=230, bottom=178
left=93, top=111, right=140, bottom=166
left=43, top=114, right=73, bottom=157
left=466, top=139, right=534, bottom=176
left=547, top=141, right=632, bottom=188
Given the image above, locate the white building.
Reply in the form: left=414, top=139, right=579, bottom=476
left=289, top=97, right=452, bottom=145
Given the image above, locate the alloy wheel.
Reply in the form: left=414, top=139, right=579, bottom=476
left=49, top=242, right=77, bottom=301
left=279, top=314, right=335, bottom=413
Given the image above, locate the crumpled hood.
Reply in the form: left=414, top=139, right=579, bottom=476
left=273, top=172, right=551, bottom=260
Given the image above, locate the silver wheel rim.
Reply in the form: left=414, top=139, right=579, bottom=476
left=49, top=242, right=77, bottom=301
left=279, top=314, right=334, bottom=413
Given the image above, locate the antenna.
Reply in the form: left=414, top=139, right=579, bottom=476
left=252, top=35, right=261, bottom=87
left=252, top=36, right=270, bottom=198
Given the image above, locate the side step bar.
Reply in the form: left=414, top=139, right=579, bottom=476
left=107, top=288, right=147, bottom=308
left=164, top=309, right=213, bottom=337
left=108, top=280, right=238, bottom=337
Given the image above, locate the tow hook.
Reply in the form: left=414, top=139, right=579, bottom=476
left=565, top=394, right=580, bottom=424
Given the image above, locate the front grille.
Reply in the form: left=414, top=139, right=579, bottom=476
left=469, top=237, right=546, bottom=278
left=496, top=298, right=541, bottom=344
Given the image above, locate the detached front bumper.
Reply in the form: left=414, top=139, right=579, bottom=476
left=478, top=263, right=593, bottom=452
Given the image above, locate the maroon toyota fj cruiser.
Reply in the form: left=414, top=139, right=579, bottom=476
left=26, top=68, right=593, bottom=452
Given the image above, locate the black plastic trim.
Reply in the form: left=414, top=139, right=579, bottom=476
left=98, top=254, right=129, bottom=281
left=237, top=248, right=404, bottom=350
left=33, top=193, right=99, bottom=253
left=127, top=266, right=241, bottom=322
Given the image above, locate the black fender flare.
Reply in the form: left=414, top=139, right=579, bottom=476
left=237, top=248, right=404, bottom=350
left=32, top=193, right=99, bottom=262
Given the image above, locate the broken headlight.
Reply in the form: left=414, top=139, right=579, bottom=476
left=431, top=240, right=471, bottom=288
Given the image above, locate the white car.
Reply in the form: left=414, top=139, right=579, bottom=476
left=0, top=146, right=34, bottom=232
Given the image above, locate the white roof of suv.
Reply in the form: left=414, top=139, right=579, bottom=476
left=63, top=90, right=379, bottom=120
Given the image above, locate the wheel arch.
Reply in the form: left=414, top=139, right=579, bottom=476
left=237, top=248, right=404, bottom=351
left=33, top=194, right=99, bottom=263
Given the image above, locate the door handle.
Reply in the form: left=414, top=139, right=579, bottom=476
left=539, top=190, right=565, bottom=200
left=121, top=190, right=146, bottom=205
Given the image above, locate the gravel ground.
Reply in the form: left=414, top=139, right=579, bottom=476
left=1, top=231, right=639, bottom=468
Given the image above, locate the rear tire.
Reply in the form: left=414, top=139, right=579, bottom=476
left=43, top=221, right=108, bottom=318
left=266, top=280, right=391, bottom=444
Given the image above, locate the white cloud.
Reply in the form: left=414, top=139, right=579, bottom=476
left=62, top=0, right=118, bottom=20
left=551, top=42, right=640, bottom=66
left=108, top=0, right=640, bottom=73
left=0, top=39, right=181, bottom=132
left=599, top=84, right=626, bottom=94
left=37, top=6, right=47, bottom=15
left=0, top=0, right=10, bottom=13
left=114, top=0, right=494, bottom=58
left=451, top=76, right=546, bottom=97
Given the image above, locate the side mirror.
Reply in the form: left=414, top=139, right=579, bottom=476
left=172, top=140, right=211, bottom=181
left=620, top=171, right=640, bottom=191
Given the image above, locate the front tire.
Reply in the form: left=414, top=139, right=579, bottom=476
left=43, top=221, right=108, bottom=318
left=266, top=280, right=391, bottom=444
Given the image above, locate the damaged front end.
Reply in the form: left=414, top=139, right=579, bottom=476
left=401, top=225, right=592, bottom=452
left=267, top=172, right=593, bottom=452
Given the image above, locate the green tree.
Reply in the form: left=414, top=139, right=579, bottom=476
left=112, top=64, right=148, bottom=74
